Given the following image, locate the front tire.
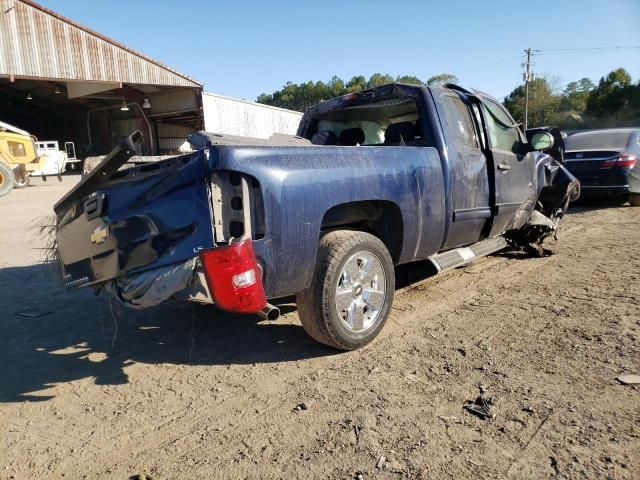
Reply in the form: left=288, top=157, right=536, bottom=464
left=0, top=162, right=16, bottom=197
left=296, top=230, right=395, bottom=350
left=629, top=193, right=640, bottom=207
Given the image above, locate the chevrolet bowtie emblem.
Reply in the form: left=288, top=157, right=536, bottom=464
left=90, top=225, right=109, bottom=244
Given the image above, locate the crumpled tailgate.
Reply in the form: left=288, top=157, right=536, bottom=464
left=55, top=147, right=214, bottom=288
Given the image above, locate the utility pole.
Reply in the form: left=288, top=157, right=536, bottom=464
left=523, top=48, right=533, bottom=129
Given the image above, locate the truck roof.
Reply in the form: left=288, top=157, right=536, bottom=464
left=304, top=83, right=424, bottom=117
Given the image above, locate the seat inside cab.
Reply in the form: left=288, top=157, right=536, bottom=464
left=306, top=97, right=430, bottom=147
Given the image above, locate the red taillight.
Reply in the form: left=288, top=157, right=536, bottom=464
left=199, top=240, right=266, bottom=314
left=601, top=152, right=637, bottom=168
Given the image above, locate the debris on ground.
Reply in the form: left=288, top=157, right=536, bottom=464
left=616, top=374, right=640, bottom=385
left=376, top=455, right=386, bottom=469
left=129, top=474, right=155, bottom=480
left=293, top=403, right=308, bottom=412
left=463, top=396, right=496, bottom=420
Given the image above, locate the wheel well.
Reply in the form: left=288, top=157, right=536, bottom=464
left=320, top=200, right=403, bottom=262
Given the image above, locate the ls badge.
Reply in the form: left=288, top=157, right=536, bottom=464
left=90, top=225, right=109, bottom=244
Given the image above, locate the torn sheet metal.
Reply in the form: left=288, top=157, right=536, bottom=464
left=106, top=258, right=196, bottom=310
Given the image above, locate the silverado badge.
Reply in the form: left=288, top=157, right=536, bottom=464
left=90, top=225, right=109, bottom=244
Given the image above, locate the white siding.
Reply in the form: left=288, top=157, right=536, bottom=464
left=202, top=93, right=303, bottom=139
left=156, top=123, right=195, bottom=153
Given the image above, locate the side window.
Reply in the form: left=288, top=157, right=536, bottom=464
left=482, top=99, right=521, bottom=155
left=441, top=94, right=478, bottom=149
left=8, top=141, right=26, bottom=157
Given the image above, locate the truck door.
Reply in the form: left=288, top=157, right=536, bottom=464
left=438, top=92, right=492, bottom=249
left=479, top=97, right=536, bottom=236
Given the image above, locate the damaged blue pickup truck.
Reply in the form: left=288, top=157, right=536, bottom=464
left=54, top=83, right=579, bottom=350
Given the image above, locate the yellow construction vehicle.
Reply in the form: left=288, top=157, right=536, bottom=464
left=0, top=121, right=36, bottom=196
left=0, top=121, right=73, bottom=197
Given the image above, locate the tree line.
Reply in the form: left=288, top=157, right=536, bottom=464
left=257, top=68, right=639, bottom=129
left=504, top=68, right=639, bottom=128
left=256, top=73, right=458, bottom=111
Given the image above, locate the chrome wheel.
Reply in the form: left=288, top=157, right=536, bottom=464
left=335, top=251, right=387, bottom=333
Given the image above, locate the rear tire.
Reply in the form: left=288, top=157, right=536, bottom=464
left=296, top=230, right=395, bottom=350
left=0, top=162, right=16, bottom=197
left=629, top=193, right=640, bottom=207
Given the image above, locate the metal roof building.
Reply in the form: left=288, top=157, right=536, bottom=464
left=0, top=0, right=204, bottom=156
left=1, top=0, right=304, bottom=161
left=0, top=0, right=200, bottom=87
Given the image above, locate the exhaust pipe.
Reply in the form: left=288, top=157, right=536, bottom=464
left=257, top=303, right=280, bottom=321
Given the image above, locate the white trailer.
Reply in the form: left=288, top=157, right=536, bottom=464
left=33, top=141, right=80, bottom=176
left=201, top=93, right=303, bottom=139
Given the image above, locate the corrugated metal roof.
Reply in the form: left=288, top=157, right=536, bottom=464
left=0, top=0, right=202, bottom=87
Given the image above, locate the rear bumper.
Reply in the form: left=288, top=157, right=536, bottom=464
left=106, top=240, right=267, bottom=314
left=173, top=269, right=214, bottom=304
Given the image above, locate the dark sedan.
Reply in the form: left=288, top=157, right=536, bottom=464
left=563, top=128, right=639, bottom=205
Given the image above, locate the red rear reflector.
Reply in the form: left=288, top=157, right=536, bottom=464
left=199, top=240, right=266, bottom=313
left=601, top=152, right=637, bottom=168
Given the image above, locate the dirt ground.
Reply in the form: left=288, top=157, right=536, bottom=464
left=1, top=176, right=639, bottom=480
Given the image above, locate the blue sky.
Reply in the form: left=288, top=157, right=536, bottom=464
left=40, top=0, right=640, bottom=102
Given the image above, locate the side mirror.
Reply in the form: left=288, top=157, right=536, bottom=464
left=530, top=132, right=554, bottom=151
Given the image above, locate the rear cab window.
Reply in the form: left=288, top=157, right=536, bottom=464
left=303, top=96, right=430, bottom=147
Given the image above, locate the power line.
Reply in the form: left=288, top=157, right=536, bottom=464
left=534, top=46, right=640, bottom=56
left=536, top=46, right=640, bottom=53
left=452, top=46, right=637, bottom=79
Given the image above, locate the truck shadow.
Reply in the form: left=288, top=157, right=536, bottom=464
left=0, top=259, right=458, bottom=403
left=0, top=263, right=335, bottom=403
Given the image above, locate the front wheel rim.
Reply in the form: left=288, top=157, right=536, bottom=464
left=334, top=250, right=387, bottom=333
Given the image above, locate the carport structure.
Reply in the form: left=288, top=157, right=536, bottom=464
left=0, top=0, right=203, bottom=157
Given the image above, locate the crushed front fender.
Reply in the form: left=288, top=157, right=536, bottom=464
left=506, top=155, right=580, bottom=255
